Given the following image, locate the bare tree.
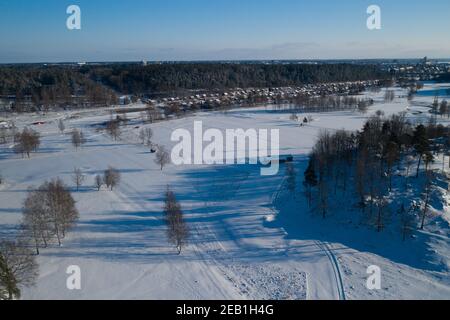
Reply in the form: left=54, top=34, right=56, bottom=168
left=404, top=155, right=415, bottom=188
left=355, top=148, right=368, bottom=211
left=71, top=129, right=86, bottom=150
left=400, top=203, right=418, bottom=241
left=80, top=131, right=86, bottom=146
left=145, top=107, right=160, bottom=123
left=155, top=146, right=170, bottom=170
left=384, top=90, right=395, bottom=102
left=22, top=187, right=52, bottom=254
left=104, top=167, right=121, bottom=191
left=367, top=159, right=382, bottom=218
left=94, top=174, right=103, bottom=191
left=139, top=128, right=153, bottom=146
left=303, top=158, right=318, bottom=207
left=106, top=120, right=121, bottom=141
left=58, top=119, right=65, bottom=134
left=163, top=188, right=189, bottom=254
left=138, top=128, right=146, bottom=144
left=13, top=128, right=40, bottom=158
left=375, top=197, right=389, bottom=232
left=385, top=141, right=399, bottom=191
left=0, top=128, right=7, bottom=145
left=289, top=113, right=298, bottom=121
left=140, top=111, right=147, bottom=124
left=420, top=171, right=434, bottom=230
left=0, top=240, right=38, bottom=300
left=23, top=179, right=79, bottom=247
left=72, top=167, right=85, bottom=191
left=318, top=176, right=328, bottom=219
left=413, top=124, right=430, bottom=178
left=49, top=179, right=78, bottom=243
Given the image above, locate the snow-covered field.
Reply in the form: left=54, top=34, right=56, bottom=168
left=0, top=83, right=449, bottom=300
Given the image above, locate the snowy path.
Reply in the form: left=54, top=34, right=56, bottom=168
left=270, top=175, right=343, bottom=300
left=313, top=241, right=346, bottom=300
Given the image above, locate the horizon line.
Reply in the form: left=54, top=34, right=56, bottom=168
left=1, top=57, right=450, bottom=66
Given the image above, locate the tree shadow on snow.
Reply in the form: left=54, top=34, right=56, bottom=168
left=266, top=158, right=449, bottom=273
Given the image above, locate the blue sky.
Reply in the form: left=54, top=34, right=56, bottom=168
left=1, top=0, right=449, bottom=62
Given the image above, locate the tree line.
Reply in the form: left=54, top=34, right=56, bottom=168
left=87, top=63, right=388, bottom=95
left=272, top=95, right=375, bottom=115
left=163, top=187, right=189, bottom=255
left=0, top=66, right=118, bottom=112
left=0, top=63, right=389, bottom=113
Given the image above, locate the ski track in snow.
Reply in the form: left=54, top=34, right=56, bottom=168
left=271, top=175, right=343, bottom=300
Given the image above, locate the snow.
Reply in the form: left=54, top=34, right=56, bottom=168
left=0, top=82, right=449, bottom=300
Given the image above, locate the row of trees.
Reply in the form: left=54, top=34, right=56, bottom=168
left=303, top=112, right=449, bottom=237
left=163, top=187, right=189, bottom=254
left=271, top=95, right=375, bottom=115
left=139, top=106, right=163, bottom=124
left=432, top=98, right=449, bottom=118
left=12, top=125, right=87, bottom=158
left=384, top=90, right=396, bottom=102
left=72, top=166, right=121, bottom=192
left=106, top=119, right=121, bottom=141
left=12, top=125, right=88, bottom=158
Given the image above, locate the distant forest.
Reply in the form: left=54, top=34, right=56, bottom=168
left=0, top=63, right=389, bottom=111
left=0, top=66, right=118, bottom=111
left=86, top=63, right=388, bottom=94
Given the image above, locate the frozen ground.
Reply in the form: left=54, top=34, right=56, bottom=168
left=0, top=83, right=449, bottom=299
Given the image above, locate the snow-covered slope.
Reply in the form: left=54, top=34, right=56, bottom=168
left=0, top=83, right=449, bottom=299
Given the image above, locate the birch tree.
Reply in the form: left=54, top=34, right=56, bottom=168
left=155, top=146, right=170, bottom=170
left=22, top=188, right=52, bottom=255
left=163, top=188, right=189, bottom=255
left=58, top=119, right=65, bottom=134
left=94, top=174, right=103, bottom=191
left=0, top=240, right=38, bottom=300
left=72, top=167, right=85, bottom=191
left=104, top=167, right=121, bottom=191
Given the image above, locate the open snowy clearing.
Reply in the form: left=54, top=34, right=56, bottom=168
left=0, top=83, right=449, bottom=300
